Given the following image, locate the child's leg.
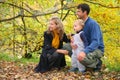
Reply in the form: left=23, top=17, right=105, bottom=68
left=76, top=49, right=86, bottom=72
left=68, top=50, right=79, bottom=72
left=77, top=60, right=86, bottom=72
left=71, top=50, right=77, bottom=68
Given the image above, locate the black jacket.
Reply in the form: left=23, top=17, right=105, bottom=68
left=34, top=31, right=70, bottom=73
left=42, top=31, right=70, bottom=55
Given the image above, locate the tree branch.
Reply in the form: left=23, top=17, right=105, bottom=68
left=0, top=3, right=76, bottom=23
left=84, top=0, right=120, bottom=8
left=0, top=15, right=20, bottom=22
left=0, top=1, right=119, bottom=23
left=0, top=2, right=32, bottom=14
left=62, top=10, right=70, bottom=21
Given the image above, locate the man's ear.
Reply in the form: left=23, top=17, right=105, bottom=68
left=83, top=11, right=87, bottom=15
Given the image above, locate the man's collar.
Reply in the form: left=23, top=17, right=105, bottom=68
left=84, top=17, right=89, bottom=23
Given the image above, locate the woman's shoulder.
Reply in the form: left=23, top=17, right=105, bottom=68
left=44, top=31, right=47, bottom=34
left=44, top=31, right=53, bottom=38
left=44, top=31, right=50, bottom=35
left=63, top=33, right=68, bottom=38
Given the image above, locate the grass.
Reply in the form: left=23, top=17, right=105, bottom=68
left=0, top=53, right=39, bottom=64
left=105, top=63, right=120, bottom=72
left=0, top=53, right=71, bottom=66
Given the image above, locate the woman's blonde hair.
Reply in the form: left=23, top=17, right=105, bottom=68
left=47, top=16, right=64, bottom=40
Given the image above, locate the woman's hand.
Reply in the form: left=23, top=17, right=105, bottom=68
left=56, top=49, right=68, bottom=55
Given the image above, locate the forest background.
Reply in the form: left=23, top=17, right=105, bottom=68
left=0, top=0, right=120, bottom=71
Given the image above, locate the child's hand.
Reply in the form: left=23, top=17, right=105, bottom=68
left=70, top=42, right=78, bottom=50
left=70, top=36, right=74, bottom=43
left=67, top=33, right=72, bottom=39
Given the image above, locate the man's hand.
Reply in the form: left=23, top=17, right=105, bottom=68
left=77, top=52, right=86, bottom=61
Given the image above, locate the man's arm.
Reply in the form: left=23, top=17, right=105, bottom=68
left=84, top=22, right=101, bottom=54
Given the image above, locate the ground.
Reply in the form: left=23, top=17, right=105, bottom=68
left=0, top=60, right=120, bottom=80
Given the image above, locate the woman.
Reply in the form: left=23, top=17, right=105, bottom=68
left=34, top=16, right=70, bottom=73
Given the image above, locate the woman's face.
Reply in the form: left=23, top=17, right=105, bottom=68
left=48, top=20, right=57, bottom=31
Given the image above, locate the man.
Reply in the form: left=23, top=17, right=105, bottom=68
left=74, top=3, right=104, bottom=72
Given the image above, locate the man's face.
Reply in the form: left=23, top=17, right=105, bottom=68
left=76, top=8, right=85, bottom=19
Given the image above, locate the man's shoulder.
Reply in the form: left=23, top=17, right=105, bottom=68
left=86, top=17, right=99, bottom=27
left=88, top=17, right=97, bottom=23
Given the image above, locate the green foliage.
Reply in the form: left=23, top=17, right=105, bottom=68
left=65, top=55, right=71, bottom=66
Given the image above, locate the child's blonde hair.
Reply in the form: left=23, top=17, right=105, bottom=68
left=47, top=16, right=64, bottom=40
left=74, top=19, right=84, bottom=27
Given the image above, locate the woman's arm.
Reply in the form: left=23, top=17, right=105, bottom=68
left=56, top=49, right=68, bottom=55
left=63, top=33, right=70, bottom=43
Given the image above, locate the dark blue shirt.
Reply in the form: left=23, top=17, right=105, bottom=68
left=80, top=31, right=88, bottom=48
left=83, top=17, right=104, bottom=54
left=75, top=30, right=88, bottom=48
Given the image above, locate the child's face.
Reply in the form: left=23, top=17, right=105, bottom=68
left=73, top=22, right=82, bottom=33
left=48, top=20, right=57, bottom=31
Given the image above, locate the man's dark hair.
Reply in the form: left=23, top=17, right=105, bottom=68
left=77, top=3, right=90, bottom=15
